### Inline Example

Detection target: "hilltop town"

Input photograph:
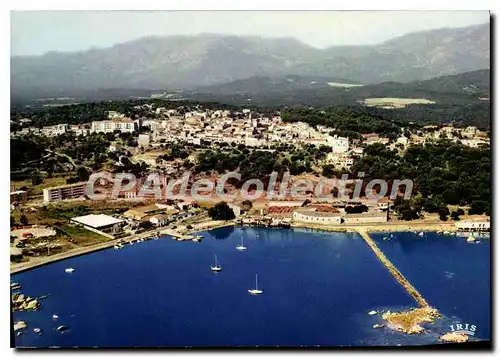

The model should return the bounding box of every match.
[10,101,490,268]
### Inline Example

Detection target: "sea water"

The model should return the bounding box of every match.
[371,231,490,341]
[11,227,489,347]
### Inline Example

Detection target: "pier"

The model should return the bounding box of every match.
[158,228,193,241]
[357,228,429,308]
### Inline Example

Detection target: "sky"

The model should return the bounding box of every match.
[11,10,490,56]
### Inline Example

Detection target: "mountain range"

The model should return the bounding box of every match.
[11,23,489,101]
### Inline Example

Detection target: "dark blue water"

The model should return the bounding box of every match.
[11,228,488,347]
[371,231,490,341]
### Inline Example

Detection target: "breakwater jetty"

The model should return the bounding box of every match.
[357,228,429,308]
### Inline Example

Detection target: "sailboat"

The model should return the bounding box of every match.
[236,236,247,251]
[248,274,263,295]
[210,255,222,272]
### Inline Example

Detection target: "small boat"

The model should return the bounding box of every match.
[418,232,424,237]
[10,282,19,288]
[65,268,75,273]
[236,236,247,251]
[56,325,68,332]
[210,255,222,272]
[467,235,475,243]
[52,314,59,320]
[33,328,42,334]
[130,241,134,246]
[368,310,377,315]
[248,274,263,295]
[382,236,388,240]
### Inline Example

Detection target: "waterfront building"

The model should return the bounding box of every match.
[293,207,342,224]
[343,211,388,224]
[149,214,171,227]
[456,219,490,232]
[71,214,124,235]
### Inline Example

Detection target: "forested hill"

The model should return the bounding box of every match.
[189,69,490,104]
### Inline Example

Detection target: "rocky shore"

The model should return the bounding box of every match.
[439,332,469,343]
[382,307,441,334]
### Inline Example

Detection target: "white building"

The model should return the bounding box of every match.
[456,220,490,232]
[70,124,90,136]
[149,214,170,227]
[461,126,478,138]
[43,182,86,202]
[107,111,125,119]
[293,208,342,224]
[91,119,135,134]
[71,214,124,235]
[396,136,409,147]
[41,124,69,137]
[138,134,151,147]
[326,153,354,169]
[326,135,349,153]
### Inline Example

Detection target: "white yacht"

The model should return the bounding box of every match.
[210,255,222,272]
[236,236,247,251]
[248,274,263,295]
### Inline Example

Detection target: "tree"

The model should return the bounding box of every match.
[438,207,450,221]
[469,200,488,215]
[241,200,253,212]
[20,214,29,226]
[10,216,15,227]
[31,172,43,186]
[345,205,369,214]
[450,211,460,221]
[208,202,236,220]
[77,167,90,181]
[456,208,465,216]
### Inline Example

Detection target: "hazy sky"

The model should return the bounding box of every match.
[11,10,489,56]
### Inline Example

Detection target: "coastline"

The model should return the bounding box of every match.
[10,219,481,275]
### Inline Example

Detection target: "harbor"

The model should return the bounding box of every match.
[11,227,490,347]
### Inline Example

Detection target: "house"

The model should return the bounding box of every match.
[107,111,125,119]
[377,197,390,211]
[326,154,354,169]
[10,190,28,204]
[70,124,90,136]
[123,204,165,221]
[149,214,171,227]
[175,211,195,221]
